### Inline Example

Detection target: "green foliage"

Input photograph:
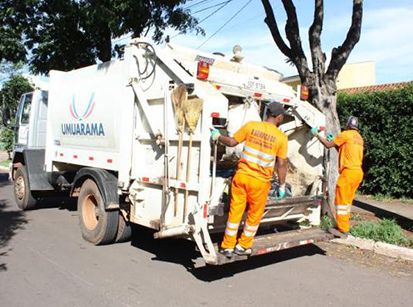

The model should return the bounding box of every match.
[0,1,203,73]
[0,75,34,126]
[0,159,11,168]
[337,85,413,198]
[350,219,412,247]
[320,215,333,230]
[0,127,14,155]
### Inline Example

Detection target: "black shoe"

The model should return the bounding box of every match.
[328,228,348,238]
[234,244,252,256]
[219,248,234,258]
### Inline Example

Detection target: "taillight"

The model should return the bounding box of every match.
[197,61,209,80]
[300,85,309,101]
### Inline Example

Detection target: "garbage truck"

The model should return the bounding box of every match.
[11,38,332,265]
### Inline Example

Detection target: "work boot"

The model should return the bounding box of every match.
[219,248,234,259]
[234,244,252,256]
[328,227,349,239]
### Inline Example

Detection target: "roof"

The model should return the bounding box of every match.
[338,81,413,94]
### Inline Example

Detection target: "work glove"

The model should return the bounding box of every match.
[276,184,286,200]
[310,127,320,136]
[326,133,335,142]
[210,128,221,142]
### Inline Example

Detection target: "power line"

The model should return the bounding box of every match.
[192,0,232,14]
[170,0,233,40]
[198,0,233,23]
[183,0,211,10]
[196,0,253,49]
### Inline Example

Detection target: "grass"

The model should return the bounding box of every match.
[320,215,333,231]
[0,159,11,168]
[400,197,413,205]
[350,219,413,248]
[350,213,364,221]
[372,194,394,202]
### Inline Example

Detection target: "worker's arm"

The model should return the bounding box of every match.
[316,134,336,149]
[211,122,251,147]
[276,157,287,185]
[217,135,239,147]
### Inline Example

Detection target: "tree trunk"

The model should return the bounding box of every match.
[312,88,341,217]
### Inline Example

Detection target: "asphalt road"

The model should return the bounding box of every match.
[1,170,412,307]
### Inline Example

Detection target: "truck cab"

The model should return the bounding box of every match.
[11,89,52,210]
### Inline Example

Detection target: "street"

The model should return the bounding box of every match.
[1,170,412,307]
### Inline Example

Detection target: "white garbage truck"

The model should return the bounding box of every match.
[11,38,332,265]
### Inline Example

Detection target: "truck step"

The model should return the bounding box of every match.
[214,227,333,265]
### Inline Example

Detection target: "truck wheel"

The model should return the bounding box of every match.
[14,166,37,210]
[115,213,132,243]
[78,179,118,245]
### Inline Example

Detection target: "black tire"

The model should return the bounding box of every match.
[14,166,37,210]
[115,213,132,243]
[78,179,118,245]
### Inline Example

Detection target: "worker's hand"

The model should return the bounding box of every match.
[276,184,286,200]
[210,128,221,142]
[326,133,335,142]
[310,127,319,136]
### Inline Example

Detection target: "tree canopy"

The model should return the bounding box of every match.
[0,75,34,126]
[0,0,203,74]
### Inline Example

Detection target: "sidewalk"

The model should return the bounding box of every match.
[354,195,413,230]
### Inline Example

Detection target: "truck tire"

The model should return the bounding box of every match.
[115,213,132,243]
[78,179,118,245]
[14,166,37,210]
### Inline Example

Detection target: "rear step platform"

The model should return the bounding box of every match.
[214,227,333,265]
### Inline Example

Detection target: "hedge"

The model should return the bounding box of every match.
[337,84,413,198]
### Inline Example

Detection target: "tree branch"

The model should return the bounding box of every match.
[261,0,291,58]
[281,0,310,78]
[308,0,326,79]
[326,0,363,80]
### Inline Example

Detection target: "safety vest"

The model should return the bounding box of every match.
[233,121,288,182]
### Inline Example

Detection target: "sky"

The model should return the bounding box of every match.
[164,0,413,84]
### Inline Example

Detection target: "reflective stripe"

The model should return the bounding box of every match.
[241,152,275,168]
[337,210,348,216]
[226,222,239,229]
[245,224,259,231]
[244,145,274,161]
[336,205,348,210]
[243,230,256,237]
[225,229,238,236]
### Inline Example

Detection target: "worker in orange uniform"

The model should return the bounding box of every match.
[312,116,364,236]
[211,101,288,257]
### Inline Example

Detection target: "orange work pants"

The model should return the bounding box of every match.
[335,168,363,233]
[221,172,271,250]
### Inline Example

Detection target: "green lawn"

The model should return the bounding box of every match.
[0,159,11,168]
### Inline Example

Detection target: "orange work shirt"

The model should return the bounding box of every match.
[233,121,288,182]
[333,129,364,172]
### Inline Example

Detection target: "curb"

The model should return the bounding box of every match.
[332,236,413,262]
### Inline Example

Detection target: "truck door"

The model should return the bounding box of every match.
[15,93,33,147]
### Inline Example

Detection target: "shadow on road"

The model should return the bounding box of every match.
[0,171,11,188]
[130,224,326,281]
[191,244,325,282]
[0,172,28,272]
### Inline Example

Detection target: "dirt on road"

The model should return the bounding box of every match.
[318,241,413,278]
